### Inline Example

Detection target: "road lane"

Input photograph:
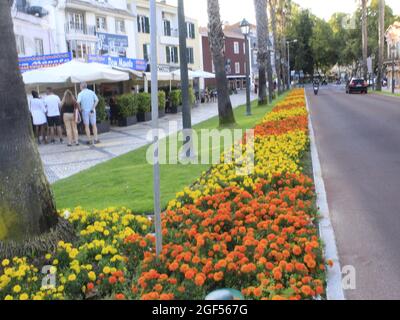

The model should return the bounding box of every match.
[307,85,400,300]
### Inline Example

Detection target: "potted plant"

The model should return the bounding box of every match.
[169,89,182,113]
[158,91,166,118]
[117,94,138,127]
[95,96,110,134]
[136,92,152,122]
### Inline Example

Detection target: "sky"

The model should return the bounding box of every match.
[167,0,400,26]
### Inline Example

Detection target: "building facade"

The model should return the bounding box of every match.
[385,21,400,90]
[200,27,248,91]
[12,0,56,58]
[135,0,201,72]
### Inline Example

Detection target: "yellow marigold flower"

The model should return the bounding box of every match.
[13,285,22,293]
[103,266,111,274]
[19,293,29,300]
[1,259,10,267]
[88,271,96,281]
[4,295,13,300]
[45,254,52,260]
[95,254,102,261]
[68,274,77,282]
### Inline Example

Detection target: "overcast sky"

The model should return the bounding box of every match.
[167,0,400,26]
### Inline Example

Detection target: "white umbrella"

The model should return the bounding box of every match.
[192,70,215,79]
[22,60,129,86]
[170,69,195,80]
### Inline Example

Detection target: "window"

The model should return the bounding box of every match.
[137,15,150,33]
[166,46,179,64]
[34,38,44,55]
[163,20,171,36]
[115,19,125,33]
[15,35,25,55]
[234,42,240,55]
[68,12,84,31]
[186,47,194,64]
[143,43,150,61]
[96,16,107,31]
[186,22,195,39]
[235,62,240,74]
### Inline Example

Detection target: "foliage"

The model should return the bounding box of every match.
[169,90,182,108]
[188,87,196,106]
[116,94,137,118]
[158,91,166,111]
[137,93,151,114]
[96,96,107,122]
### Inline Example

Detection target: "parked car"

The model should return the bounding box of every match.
[346,78,368,94]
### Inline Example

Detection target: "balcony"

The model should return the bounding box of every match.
[160,29,179,46]
[65,23,97,37]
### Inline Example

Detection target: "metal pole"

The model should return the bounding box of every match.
[287,42,291,90]
[392,46,396,94]
[178,0,192,158]
[245,34,251,116]
[150,0,162,257]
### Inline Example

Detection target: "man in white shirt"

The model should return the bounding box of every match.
[77,82,99,145]
[44,87,63,144]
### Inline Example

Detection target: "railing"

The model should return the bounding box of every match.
[65,23,97,36]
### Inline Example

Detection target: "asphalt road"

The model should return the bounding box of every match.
[307,85,400,300]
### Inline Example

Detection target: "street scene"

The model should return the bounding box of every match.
[1,0,400,304]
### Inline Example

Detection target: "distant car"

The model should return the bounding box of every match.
[346,78,368,94]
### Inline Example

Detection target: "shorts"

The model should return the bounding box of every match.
[82,110,97,126]
[47,115,61,127]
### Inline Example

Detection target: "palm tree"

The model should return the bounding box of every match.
[207,0,236,125]
[0,1,73,258]
[361,0,369,79]
[269,0,282,94]
[376,0,385,91]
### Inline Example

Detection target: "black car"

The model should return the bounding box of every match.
[346,78,368,94]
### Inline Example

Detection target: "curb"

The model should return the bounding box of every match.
[305,93,345,300]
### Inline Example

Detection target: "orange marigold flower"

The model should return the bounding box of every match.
[213,272,224,282]
[194,273,206,286]
[108,276,117,285]
[301,285,312,296]
[185,269,196,280]
[292,245,302,256]
[115,293,126,300]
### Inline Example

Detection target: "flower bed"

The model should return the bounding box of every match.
[0,89,327,300]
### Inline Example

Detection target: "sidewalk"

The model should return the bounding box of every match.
[40,91,256,183]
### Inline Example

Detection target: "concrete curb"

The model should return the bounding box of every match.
[305,93,345,300]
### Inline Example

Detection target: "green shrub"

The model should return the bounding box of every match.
[158,91,166,110]
[96,96,107,122]
[137,92,151,113]
[188,87,196,106]
[169,89,182,107]
[116,94,137,118]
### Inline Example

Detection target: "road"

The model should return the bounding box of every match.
[307,85,400,300]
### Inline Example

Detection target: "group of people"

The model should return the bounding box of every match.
[29,83,100,147]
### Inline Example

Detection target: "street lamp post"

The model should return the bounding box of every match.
[240,19,251,116]
[150,0,162,257]
[286,39,297,90]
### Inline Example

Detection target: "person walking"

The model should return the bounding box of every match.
[29,90,48,144]
[61,90,80,147]
[44,87,63,144]
[77,82,99,145]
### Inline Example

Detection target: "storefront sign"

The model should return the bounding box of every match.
[97,32,129,57]
[88,55,147,72]
[19,52,72,73]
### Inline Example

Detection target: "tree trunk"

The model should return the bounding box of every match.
[361,0,368,80]
[269,0,282,95]
[254,0,273,104]
[279,0,290,90]
[0,1,73,258]
[207,0,236,126]
[376,0,385,91]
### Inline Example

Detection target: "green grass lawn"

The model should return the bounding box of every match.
[53,94,288,213]
[372,90,400,97]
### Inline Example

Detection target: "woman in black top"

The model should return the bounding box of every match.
[61,90,80,147]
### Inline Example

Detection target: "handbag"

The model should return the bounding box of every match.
[74,107,82,124]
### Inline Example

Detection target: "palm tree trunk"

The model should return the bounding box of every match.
[376,0,385,91]
[0,1,73,258]
[269,0,282,94]
[254,0,274,104]
[207,0,236,125]
[361,0,368,80]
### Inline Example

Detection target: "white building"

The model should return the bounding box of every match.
[12,0,56,58]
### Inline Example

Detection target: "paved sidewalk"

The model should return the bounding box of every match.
[40,91,256,183]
